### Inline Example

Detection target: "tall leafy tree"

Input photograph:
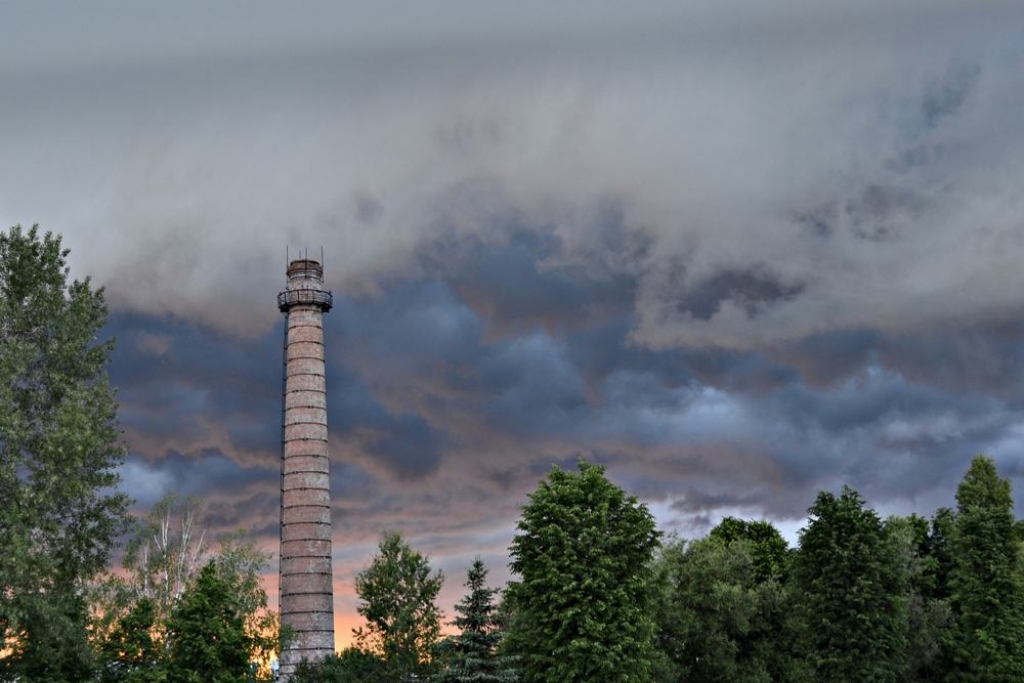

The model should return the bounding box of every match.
[92,493,209,652]
[792,486,907,683]
[507,460,660,683]
[353,531,445,681]
[95,598,161,683]
[0,225,131,680]
[923,507,956,602]
[93,497,278,682]
[433,559,519,683]
[651,535,799,683]
[164,562,256,683]
[124,493,208,621]
[709,517,791,583]
[885,514,952,682]
[944,455,1024,682]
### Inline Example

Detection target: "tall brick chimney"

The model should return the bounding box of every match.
[277,258,335,678]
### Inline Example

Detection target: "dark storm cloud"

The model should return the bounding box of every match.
[316,230,1024,526]
[416,198,645,337]
[363,413,445,480]
[106,311,282,464]
[119,449,271,508]
[767,329,880,388]
[877,327,1024,404]
[446,230,637,337]
[677,265,806,322]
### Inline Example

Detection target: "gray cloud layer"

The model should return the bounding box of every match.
[4,0,1024,633]
[4,2,1023,344]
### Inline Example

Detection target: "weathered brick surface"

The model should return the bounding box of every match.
[280,506,330,525]
[285,374,326,392]
[283,439,327,457]
[287,325,324,344]
[281,521,331,543]
[282,471,331,490]
[280,555,332,575]
[281,538,332,557]
[280,611,332,632]
[280,422,327,441]
[282,455,330,475]
[287,355,325,376]
[282,488,330,506]
[282,593,334,613]
[285,391,327,410]
[278,260,335,680]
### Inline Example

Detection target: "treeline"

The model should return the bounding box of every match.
[295,456,1024,683]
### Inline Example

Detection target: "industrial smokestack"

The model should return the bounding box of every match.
[277,258,335,678]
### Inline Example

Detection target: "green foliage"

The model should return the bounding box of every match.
[944,455,1024,682]
[793,486,908,683]
[507,460,660,683]
[923,507,956,602]
[291,648,386,683]
[164,562,254,683]
[91,497,277,682]
[96,598,165,683]
[354,531,444,681]
[2,591,96,683]
[433,559,519,683]
[651,535,798,683]
[884,514,952,682]
[709,516,791,582]
[0,224,131,681]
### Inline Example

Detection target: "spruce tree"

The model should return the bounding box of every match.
[433,559,519,682]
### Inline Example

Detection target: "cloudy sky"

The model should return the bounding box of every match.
[4,0,1024,644]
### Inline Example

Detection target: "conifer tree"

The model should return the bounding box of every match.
[433,559,518,682]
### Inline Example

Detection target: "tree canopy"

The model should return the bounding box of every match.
[0,224,131,681]
[353,531,445,681]
[944,455,1024,682]
[507,460,660,683]
[92,495,278,682]
[792,486,907,683]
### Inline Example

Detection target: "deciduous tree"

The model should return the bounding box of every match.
[792,486,907,683]
[651,534,800,683]
[709,516,790,582]
[507,460,660,683]
[164,562,255,683]
[92,497,278,681]
[0,225,131,680]
[353,531,444,681]
[944,455,1024,682]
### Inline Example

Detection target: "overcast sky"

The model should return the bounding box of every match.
[4,1,1024,644]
